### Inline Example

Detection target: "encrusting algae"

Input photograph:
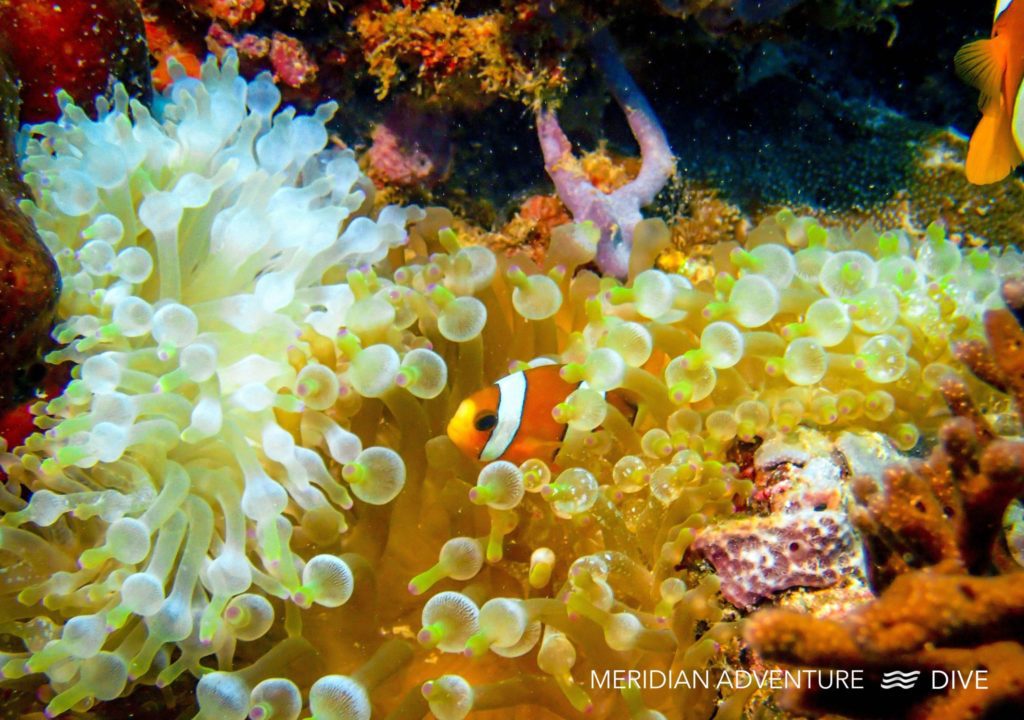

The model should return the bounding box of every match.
[351,1,564,106]
[0,52,1023,719]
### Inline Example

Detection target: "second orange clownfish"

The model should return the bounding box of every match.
[956,0,1024,184]
[446,364,635,465]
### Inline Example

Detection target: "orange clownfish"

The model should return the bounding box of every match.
[955,0,1024,184]
[446,364,635,465]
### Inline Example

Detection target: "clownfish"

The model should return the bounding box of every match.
[955,0,1024,184]
[446,364,635,465]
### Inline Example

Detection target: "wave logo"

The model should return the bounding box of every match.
[880,671,921,689]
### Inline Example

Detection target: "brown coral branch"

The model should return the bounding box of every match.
[940,375,997,442]
[745,278,1024,719]
[748,573,1024,718]
[850,460,964,584]
[983,309,1024,419]
[954,339,1009,396]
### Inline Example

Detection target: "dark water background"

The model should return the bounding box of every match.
[439,1,997,217]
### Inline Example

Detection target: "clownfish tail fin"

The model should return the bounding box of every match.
[966,106,1023,184]
[955,36,1022,184]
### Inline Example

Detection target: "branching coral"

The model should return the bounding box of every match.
[745,278,1024,719]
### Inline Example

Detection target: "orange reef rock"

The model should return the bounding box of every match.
[191,0,266,26]
[140,0,207,90]
[0,52,59,412]
[0,0,151,123]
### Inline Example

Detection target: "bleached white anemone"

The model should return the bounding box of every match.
[3,52,421,718]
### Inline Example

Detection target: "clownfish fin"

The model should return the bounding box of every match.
[966,105,1023,184]
[535,440,565,465]
[955,39,1004,107]
[606,389,639,424]
[533,440,564,455]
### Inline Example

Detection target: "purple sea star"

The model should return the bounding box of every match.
[537,29,676,278]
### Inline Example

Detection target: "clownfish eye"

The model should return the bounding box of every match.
[474,411,498,432]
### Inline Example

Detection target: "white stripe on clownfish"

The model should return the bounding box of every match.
[997,0,1014,22]
[480,371,528,461]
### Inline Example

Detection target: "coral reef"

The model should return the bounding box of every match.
[1,16,1021,712]
[207,22,322,93]
[351,1,564,105]
[192,0,267,27]
[0,182,59,410]
[267,30,318,88]
[745,277,1024,719]
[138,0,570,113]
[366,104,452,189]
[138,0,207,91]
[0,0,152,123]
[824,129,1024,251]
[124,0,961,240]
